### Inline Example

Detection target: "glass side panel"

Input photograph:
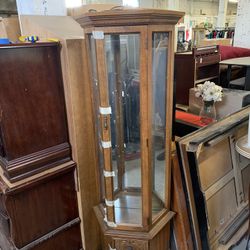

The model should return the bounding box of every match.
[151,32,169,217]
[104,33,142,225]
[88,35,105,202]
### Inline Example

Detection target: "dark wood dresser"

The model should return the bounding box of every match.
[175,46,220,105]
[0,43,82,249]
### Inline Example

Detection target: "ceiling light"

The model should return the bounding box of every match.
[65,0,82,8]
[123,0,139,7]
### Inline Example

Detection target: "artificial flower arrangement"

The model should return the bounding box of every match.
[194,81,223,124]
[195,81,223,102]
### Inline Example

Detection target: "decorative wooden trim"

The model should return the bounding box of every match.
[147,25,174,32]
[91,25,147,34]
[0,42,60,49]
[76,9,184,28]
[1,161,76,195]
[94,205,175,239]
[0,143,71,183]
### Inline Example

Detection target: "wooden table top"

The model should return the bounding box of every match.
[220,56,250,66]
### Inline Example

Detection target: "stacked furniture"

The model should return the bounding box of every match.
[177,106,250,249]
[19,15,102,250]
[0,43,82,249]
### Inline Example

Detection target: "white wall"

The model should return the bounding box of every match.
[234,0,250,48]
[183,0,237,28]
[227,2,237,15]
[16,0,67,16]
[86,0,122,4]
[187,1,219,16]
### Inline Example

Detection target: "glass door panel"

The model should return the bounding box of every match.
[104,33,142,225]
[151,32,169,217]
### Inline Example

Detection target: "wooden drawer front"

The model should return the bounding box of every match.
[198,138,233,191]
[115,239,148,250]
[5,169,79,248]
[0,221,82,250]
[207,180,237,240]
[196,54,220,67]
[26,223,82,250]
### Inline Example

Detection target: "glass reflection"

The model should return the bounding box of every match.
[105,34,142,225]
[151,32,169,217]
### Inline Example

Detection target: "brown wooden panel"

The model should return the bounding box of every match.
[171,154,194,250]
[206,179,238,240]
[196,54,220,67]
[63,38,101,250]
[198,138,233,191]
[149,223,169,250]
[234,124,248,141]
[0,43,69,161]
[0,222,82,250]
[175,53,195,105]
[32,224,82,250]
[196,63,219,81]
[3,165,79,248]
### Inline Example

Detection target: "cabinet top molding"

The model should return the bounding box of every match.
[76,8,185,28]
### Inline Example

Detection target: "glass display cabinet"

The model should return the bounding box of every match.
[77,9,184,250]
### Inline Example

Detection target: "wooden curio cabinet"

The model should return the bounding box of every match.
[77,9,184,250]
